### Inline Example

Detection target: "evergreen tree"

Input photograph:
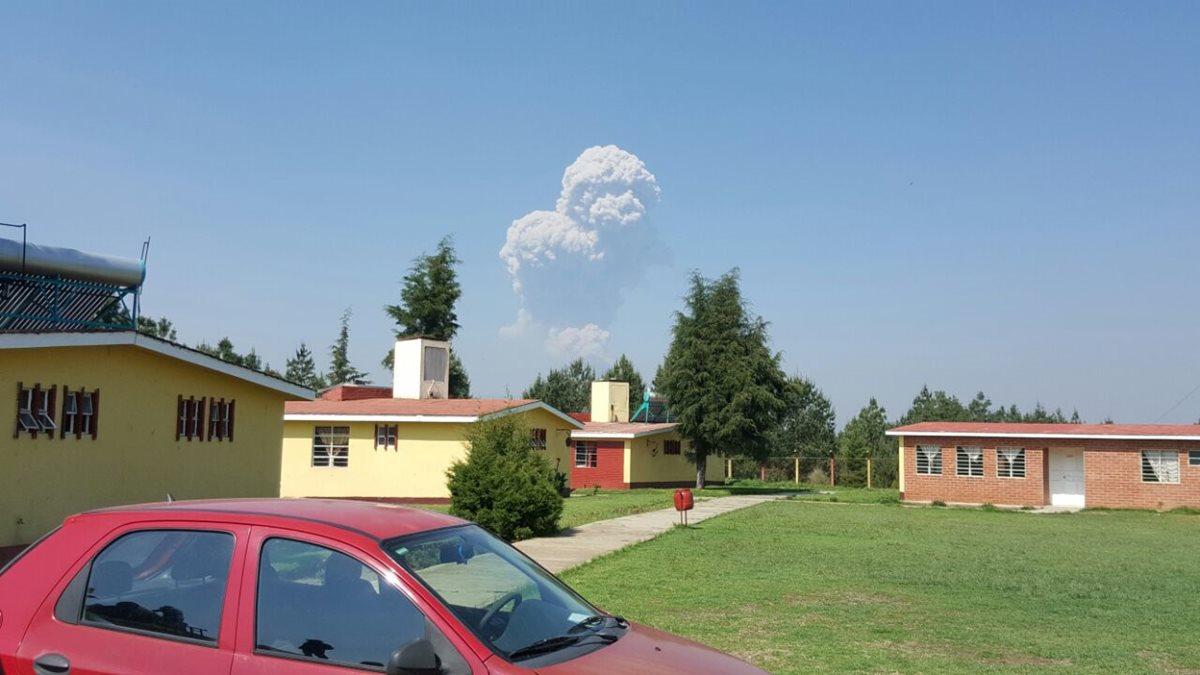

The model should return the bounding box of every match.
[900,385,968,424]
[769,375,836,458]
[837,398,895,487]
[194,337,280,374]
[136,315,177,341]
[285,342,326,390]
[383,236,470,397]
[602,354,646,415]
[966,391,992,421]
[657,269,789,488]
[328,308,369,385]
[1070,409,1083,424]
[524,358,595,413]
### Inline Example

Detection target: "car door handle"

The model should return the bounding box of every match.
[33,653,71,675]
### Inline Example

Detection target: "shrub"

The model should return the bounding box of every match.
[931,500,947,507]
[807,466,828,484]
[446,416,563,541]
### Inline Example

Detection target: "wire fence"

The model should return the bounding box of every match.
[725,455,899,489]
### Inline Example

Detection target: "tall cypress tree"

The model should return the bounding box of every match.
[328,308,369,385]
[285,342,327,391]
[658,269,788,488]
[524,358,595,413]
[384,236,470,398]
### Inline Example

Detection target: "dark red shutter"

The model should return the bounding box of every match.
[60,385,68,439]
[47,385,57,439]
[198,398,206,442]
[90,389,99,440]
[176,395,184,441]
[13,381,22,439]
[31,383,40,439]
[227,400,235,441]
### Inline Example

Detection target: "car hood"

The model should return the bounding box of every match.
[509,620,766,674]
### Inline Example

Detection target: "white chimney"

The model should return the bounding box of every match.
[392,337,450,400]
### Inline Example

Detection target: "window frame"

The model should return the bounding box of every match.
[663,439,682,456]
[996,447,1026,479]
[915,445,942,475]
[530,428,547,451]
[1141,450,1180,484]
[74,527,238,648]
[1188,450,1200,467]
[574,441,598,468]
[312,425,351,468]
[374,423,398,449]
[955,446,984,478]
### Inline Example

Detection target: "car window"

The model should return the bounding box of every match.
[82,529,234,644]
[255,538,432,668]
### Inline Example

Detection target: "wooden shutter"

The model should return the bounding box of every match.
[176,395,184,441]
[227,400,235,441]
[198,398,207,442]
[90,389,99,439]
[13,381,21,439]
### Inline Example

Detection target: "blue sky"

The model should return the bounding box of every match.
[2,2,1198,424]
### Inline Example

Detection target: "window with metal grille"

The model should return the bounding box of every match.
[956,446,983,477]
[313,426,351,467]
[375,424,397,449]
[574,441,597,468]
[664,439,682,455]
[916,445,942,475]
[176,396,207,441]
[59,388,99,439]
[1141,450,1179,484]
[530,428,547,450]
[996,447,1026,478]
[206,399,235,441]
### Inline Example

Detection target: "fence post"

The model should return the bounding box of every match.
[726,458,732,479]
[794,456,800,484]
[867,457,873,489]
[829,457,836,485]
[760,463,766,481]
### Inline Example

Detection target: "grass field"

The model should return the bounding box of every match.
[561,500,1200,673]
[411,485,793,530]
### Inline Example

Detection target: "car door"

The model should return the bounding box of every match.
[230,527,485,675]
[15,522,249,675]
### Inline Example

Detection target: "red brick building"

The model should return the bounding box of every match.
[887,422,1200,510]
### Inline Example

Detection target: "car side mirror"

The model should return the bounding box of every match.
[387,638,441,675]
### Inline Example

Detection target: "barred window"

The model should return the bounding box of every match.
[997,447,1026,478]
[176,395,207,441]
[664,439,682,455]
[1141,451,1179,484]
[956,446,983,477]
[916,445,942,475]
[313,426,351,468]
[530,428,547,450]
[574,441,597,468]
[207,399,235,441]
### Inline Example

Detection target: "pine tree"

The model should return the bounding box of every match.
[657,269,789,488]
[524,358,595,413]
[837,398,895,487]
[285,343,326,390]
[328,308,369,385]
[383,236,470,397]
[602,354,646,415]
[769,375,836,459]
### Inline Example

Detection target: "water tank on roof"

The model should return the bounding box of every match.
[0,237,145,287]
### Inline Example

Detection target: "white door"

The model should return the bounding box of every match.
[1049,449,1085,507]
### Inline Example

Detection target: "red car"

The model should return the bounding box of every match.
[0,499,765,674]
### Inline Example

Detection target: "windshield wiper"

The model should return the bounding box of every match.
[508,633,618,661]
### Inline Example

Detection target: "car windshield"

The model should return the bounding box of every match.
[385,525,611,662]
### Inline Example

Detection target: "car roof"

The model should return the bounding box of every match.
[73,498,467,541]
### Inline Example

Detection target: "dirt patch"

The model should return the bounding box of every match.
[1137,650,1200,675]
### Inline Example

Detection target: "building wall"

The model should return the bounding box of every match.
[1082,439,1200,509]
[280,408,575,500]
[901,435,1200,509]
[0,345,289,548]
[626,434,724,487]
[571,441,626,489]
[901,436,1047,507]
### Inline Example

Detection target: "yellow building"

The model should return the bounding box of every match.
[569,382,725,489]
[280,337,584,501]
[0,331,312,549]
[281,344,723,501]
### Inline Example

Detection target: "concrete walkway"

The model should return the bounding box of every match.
[514,494,787,574]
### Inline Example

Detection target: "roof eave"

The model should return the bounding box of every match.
[885,429,1200,442]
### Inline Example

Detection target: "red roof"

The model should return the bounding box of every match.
[572,421,679,439]
[319,384,394,401]
[285,398,539,418]
[568,412,591,423]
[888,422,1200,439]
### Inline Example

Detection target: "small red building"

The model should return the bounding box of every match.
[887,422,1200,510]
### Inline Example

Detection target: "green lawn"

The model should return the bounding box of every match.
[561,501,1200,674]
[410,486,789,531]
